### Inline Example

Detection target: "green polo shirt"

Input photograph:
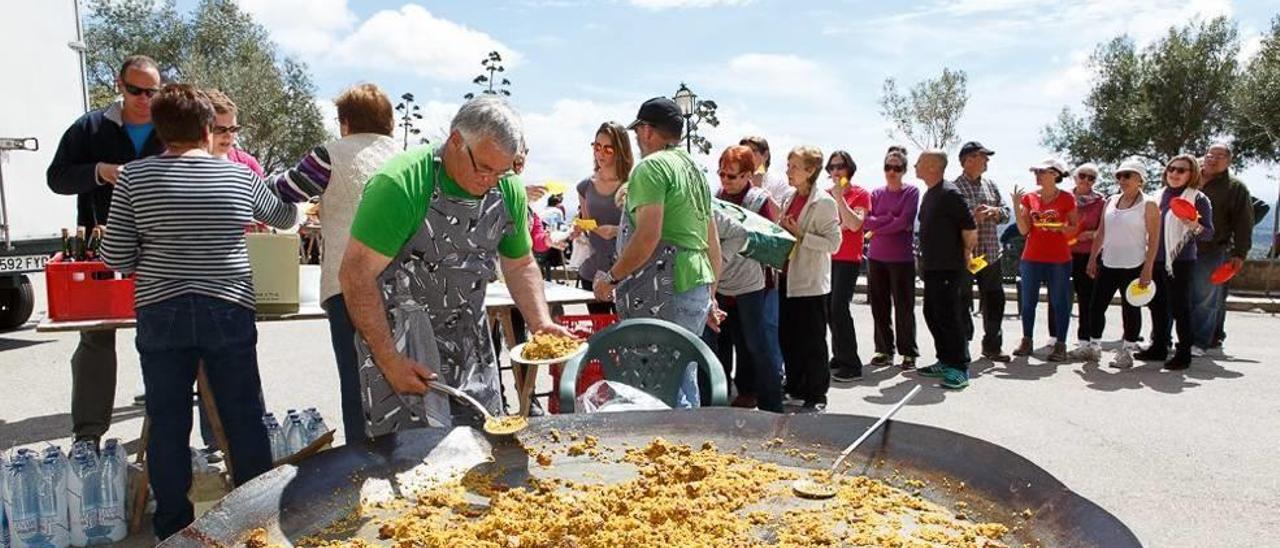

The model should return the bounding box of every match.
[350,145,530,259]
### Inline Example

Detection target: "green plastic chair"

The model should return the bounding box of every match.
[557,318,729,413]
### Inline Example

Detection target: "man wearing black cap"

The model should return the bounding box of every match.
[954,141,1012,362]
[594,98,722,366]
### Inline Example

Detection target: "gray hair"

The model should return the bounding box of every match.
[450,96,524,155]
[920,149,948,170]
[1207,142,1232,157]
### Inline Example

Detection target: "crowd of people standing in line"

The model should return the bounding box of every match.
[42,53,1263,541]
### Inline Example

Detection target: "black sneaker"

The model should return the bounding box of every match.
[1163,349,1191,370]
[869,353,893,367]
[798,401,827,413]
[899,356,917,370]
[982,350,1012,363]
[832,365,863,383]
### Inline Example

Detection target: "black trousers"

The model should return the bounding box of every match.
[1149,261,1194,352]
[826,260,863,371]
[962,263,1005,353]
[868,259,918,357]
[713,293,755,397]
[1087,264,1144,342]
[1048,254,1142,343]
[780,288,829,405]
[922,269,971,368]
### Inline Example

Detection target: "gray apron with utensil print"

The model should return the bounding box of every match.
[356,150,512,436]
[613,211,680,319]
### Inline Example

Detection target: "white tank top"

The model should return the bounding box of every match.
[1100,193,1150,269]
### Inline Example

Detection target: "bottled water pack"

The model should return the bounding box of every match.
[66,440,127,546]
[269,408,328,460]
[4,446,71,548]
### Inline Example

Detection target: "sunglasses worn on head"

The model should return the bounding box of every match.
[1166,165,1191,174]
[884,164,906,173]
[1076,173,1097,181]
[123,83,159,97]
[591,142,615,154]
[213,125,241,135]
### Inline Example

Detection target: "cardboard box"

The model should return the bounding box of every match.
[246,232,300,315]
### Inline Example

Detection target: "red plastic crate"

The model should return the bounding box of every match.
[548,314,617,414]
[45,253,136,321]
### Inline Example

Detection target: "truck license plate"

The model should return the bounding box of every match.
[0,254,50,273]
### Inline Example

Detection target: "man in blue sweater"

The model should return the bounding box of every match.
[46,55,164,447]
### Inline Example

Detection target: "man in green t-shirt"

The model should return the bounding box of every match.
[340,97,571,435]
[593,97,722,342]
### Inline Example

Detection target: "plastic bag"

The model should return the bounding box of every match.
[575,381,671,413]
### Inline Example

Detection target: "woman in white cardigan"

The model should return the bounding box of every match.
[777,145,842,411]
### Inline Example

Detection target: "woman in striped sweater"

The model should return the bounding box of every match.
[101,84,296,541]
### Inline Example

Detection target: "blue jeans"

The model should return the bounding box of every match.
[1189,250,1225,348]
[323,294,366,444]
[702,288,784,413]
[135,295,272,540]
[1019,261,1072,340]
[664,284,711,408]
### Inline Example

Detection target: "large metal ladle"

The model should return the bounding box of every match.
[428,382,528,436]
[792,385,923,499]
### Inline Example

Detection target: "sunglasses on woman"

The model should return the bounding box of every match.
[883,164,906,173]
[1076,173,1097,181]
[213,125,241,135]
[718,170,746,180]
[825,163,848,173]
[1165,165,1191,174]
[590,142,616,154]
[1116,172,1138,180]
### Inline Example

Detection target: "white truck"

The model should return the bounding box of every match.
[0,0,85,329]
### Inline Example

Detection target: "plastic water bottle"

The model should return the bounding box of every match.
[1,452,9,548]
[262,414,286,462]
[67,442,101,548]
[5,454,42,548]
[97,440,126,544]
[37,450,70,548]
[283,411,306,455]
[303,408,328,444]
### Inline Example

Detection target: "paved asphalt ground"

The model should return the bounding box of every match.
[1,274,1277,547]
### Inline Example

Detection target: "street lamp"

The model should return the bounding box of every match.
[673,83,696,153]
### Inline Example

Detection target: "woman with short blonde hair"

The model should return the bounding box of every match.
[777,145,842,411]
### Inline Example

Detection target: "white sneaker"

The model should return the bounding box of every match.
[1190,346,1206,357]
[1109,348,1134,369]
[1066,343,1094,361]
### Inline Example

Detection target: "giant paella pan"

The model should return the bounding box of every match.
[162,409,1139,547]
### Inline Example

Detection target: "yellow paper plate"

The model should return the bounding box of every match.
[1035,222,1065,229]
[968,255,988,274]
[574,218,598,231]
[542,180,567,195]
[1125,279,1156,307]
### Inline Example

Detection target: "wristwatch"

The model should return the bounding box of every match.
[595,270,619,285]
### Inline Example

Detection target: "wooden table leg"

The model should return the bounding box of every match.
[495,308,538,416]
[196,362,234,481]
[128,414,151,534]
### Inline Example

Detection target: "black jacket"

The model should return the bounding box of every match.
[46,101,164,228]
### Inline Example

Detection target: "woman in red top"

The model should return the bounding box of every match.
[1011,158,1078,361]
[825,150,869,382]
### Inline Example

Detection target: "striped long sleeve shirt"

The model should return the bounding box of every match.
[101,154,297,310]
[272,146,333,203]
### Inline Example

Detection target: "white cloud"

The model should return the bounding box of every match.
[712,54,844,103]
[628,0,751,9]
[245,2,520,82]
[315,98,339,139]
[238,0,355,55]
[1239,31,1264,64]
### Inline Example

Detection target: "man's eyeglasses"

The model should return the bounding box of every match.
[465,142,511,179]
[591,142,616,154]
[718,170,746,180]
[213,125,241,135]
[883,164,906,173]
[825,163,848,173]
[1076,173,1097,181]
[123,83,159,98]
[1204,154,1229,161]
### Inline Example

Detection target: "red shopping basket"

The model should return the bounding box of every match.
[45,253,136,321]
[547,314,617,413]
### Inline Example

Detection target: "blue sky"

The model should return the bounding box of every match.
[216,0,1277,211]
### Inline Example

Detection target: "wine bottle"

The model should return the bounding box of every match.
[74,226,87,261]
[86,227,102,260]
[61,228,72,261]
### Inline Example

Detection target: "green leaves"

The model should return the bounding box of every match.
[85,0,328,174]
[878,68,969,151]
[1230,15,1280,164]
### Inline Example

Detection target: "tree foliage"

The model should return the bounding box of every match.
[1231,15,1280,165]
[1043,16,1240,189]
[84,0,328,172]
[878,68,969,151]
[464,51,512,100]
